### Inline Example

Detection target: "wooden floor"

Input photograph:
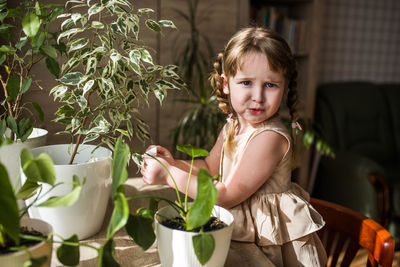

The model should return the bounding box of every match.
[335,248,400,266]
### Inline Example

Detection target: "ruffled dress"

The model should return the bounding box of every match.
[219,116,327,266]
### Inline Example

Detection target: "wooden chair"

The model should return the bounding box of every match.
[310,198,395,267]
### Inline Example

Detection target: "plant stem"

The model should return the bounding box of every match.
[184,156,194,212]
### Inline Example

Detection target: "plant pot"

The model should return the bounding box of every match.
[0,217,53,267]
[22,144,112,240]
[155,205,234,267]
[0,128,48,192]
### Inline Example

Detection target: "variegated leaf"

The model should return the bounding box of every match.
[139,48,153,65]
[158,20,176,29]
[82,79,94,96]
[145,19,161,32]
[50,85,68,100]
[58,72,84,85]
[138,8,154,14]
[86,57,97,75]
[91,21,104,29]
[88,4,104,19]
[57,27,85,44]
[68,38,89,52]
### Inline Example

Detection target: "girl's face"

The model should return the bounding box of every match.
[222,52,286,132]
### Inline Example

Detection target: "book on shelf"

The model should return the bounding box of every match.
[255,6,307,54]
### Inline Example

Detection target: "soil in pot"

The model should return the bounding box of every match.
[0,227,46,255]
[161,216,227,232]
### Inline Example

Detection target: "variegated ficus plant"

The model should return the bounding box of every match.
[51,0,184,164]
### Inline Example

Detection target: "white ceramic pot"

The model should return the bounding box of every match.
[0,218,53,267]
[0,128,48,191]
[155,205,234,267]
[22,144,112,240]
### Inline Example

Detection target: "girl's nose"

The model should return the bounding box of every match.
[252,86,264,102]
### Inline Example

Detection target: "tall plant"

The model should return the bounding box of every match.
[0,0,64,142]
[51,0,184,164]
[170,0,226,152]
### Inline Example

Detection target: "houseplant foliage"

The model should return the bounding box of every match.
[0,0,64,142]
[0,145,85,266]
[51,0,184,164]
[105,137,224,265]
[170,0,226,152]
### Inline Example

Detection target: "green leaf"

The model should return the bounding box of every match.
[111,137,129,196]
[16,180,39,200]
[7,75,19,100]
[186,168,218,230]
[145,19,161,32]
[0,53,6,65]
[193,233,215,265]
[0,119,6,136]
[106,192,129,239]
[21,78,32,94]
[0,45,16,54]
[21,149,56,186]
[176,145,209,158]
[6,116,18,136]
[0,163,20,245]
[125,214,155,250]
[38,176,84,207]
[22,13,40,38]
[68,37,89,52]
[45,56,60,78]
[18,117,33,142]
[58,72,83,85]
[20,93,35,116]
[98,239,120,267]
[40,45,57,58]
[57,235,80,266]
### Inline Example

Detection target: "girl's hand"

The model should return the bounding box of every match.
[140,145,174,185]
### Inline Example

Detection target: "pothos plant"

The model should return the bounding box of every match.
[104,137,220,265]
[51,0,184,164]
[0,0,64,142]
[0,144,85,266]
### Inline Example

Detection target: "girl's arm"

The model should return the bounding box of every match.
[141,127,225,198]
[215,130,288,209]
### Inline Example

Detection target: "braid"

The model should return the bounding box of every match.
[287,68,299,123]
[210,52,231,114]
[210,52,237,157]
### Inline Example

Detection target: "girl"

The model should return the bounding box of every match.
[141,27,327,266]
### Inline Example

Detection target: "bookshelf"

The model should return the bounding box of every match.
[249,0,323,189]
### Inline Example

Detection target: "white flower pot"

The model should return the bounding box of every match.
[22,144,112,240]
[0,128,48,191]
[155,205,234,267]
[0,218,53,267]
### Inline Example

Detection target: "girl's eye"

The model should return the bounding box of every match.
[265,83,276,88]
[241,81,251,86]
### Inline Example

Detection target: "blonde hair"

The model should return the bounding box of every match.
[210,27,299,157]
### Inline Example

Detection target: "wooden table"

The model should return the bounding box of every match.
[51,178,275,266]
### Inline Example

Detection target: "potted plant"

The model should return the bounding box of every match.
[25,0,183,240]
[0,145,84,267]
[0,0,64,196]
[104,137,234,266]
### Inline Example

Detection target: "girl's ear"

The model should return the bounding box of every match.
[221,74,229,95]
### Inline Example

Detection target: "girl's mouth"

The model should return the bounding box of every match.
[249,108,264,115]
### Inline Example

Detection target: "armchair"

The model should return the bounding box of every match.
[312,81,400,247]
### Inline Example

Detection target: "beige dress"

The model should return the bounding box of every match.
[220,117,327,267]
